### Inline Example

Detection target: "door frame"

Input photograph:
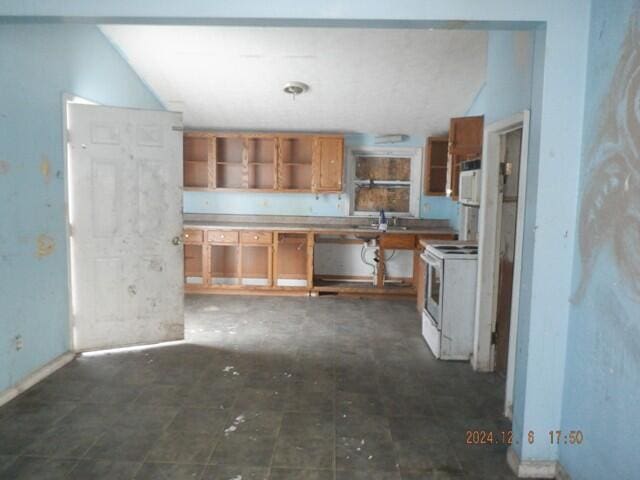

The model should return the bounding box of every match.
[62,93,98,353]
[471,111,530,418]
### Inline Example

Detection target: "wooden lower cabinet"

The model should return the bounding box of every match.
[184,227,454,296]
[274,233,313,288]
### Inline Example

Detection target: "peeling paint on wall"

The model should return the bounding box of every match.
[36,234,56,258]
[40,155,51,183]
[575,12,640,302]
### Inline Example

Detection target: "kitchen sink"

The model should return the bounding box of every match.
[354,225,408,231]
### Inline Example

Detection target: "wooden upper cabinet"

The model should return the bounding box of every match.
[424,136,449,196]
[313,136,344,192]
[277,136,314,191]
[446,116,484,199]
[183,134,214,190]
[184,131,343,193]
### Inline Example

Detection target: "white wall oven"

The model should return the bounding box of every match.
[421,243,478,360]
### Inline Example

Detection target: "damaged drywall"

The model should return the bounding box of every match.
[575,10,640,302]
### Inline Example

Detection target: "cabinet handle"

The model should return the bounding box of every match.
[185,233,190,238]
[254,235,259,240]
[220,234,225,239]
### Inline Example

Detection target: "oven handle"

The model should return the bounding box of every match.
[421,252,441,266]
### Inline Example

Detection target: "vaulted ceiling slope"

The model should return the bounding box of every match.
[100,25,487,136]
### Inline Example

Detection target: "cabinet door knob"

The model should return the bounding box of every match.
[254,235,259,240]
[185,233,190,238]
[220,234,225,239]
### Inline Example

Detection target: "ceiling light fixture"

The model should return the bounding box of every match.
[283,81,309,100]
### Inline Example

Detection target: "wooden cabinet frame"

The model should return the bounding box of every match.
[184,131,344,193]
[424,136,449,196]
[184,227,455,296]
[446,116,484,199]
[273,232,314,289]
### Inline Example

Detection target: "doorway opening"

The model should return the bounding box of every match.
[473,111,530,419]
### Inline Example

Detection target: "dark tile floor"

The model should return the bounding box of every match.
[0,296,521,479]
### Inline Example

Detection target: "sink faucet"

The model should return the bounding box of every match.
[378,209,388,232]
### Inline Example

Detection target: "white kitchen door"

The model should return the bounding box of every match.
[67,104,184,351]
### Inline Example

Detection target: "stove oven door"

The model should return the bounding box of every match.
[425,251,443,330]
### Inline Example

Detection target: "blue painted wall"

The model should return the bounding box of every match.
[464,28,559,463]
[466,30,535,123]
[184,133,460,226]
[0,24,162,394]
[561,1,640,477]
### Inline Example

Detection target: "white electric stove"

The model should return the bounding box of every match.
[420,243,478,360]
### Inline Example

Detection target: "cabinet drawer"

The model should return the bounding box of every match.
[380,234,416,250]
[207,230,239,244]
[240,231,272,244]
[183,229,203,244]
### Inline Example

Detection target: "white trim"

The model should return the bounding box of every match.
[506,447,560,479]
[81,340,185,356]
[344,146,422,218]
[472,111,529,374]
[505,110,530,417]
[62,93,98,352]
[0,352,75,407]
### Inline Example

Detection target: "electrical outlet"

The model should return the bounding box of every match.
[14,335,23,351]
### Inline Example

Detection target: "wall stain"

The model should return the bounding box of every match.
[575,12,640,302]
[0,160,9,175]
[40,155,51,183]
[36,234,56,258]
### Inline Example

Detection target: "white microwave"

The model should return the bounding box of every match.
[459,160,481,206]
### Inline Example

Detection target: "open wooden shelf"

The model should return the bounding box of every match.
[280,163,312,190]
[249,163,275,190]
[275,233,310,287]
[216,137,244,163]
[216,163,243,189]
[240,245,271,286]
[184,137,210,188]
[247,137,276,164]
[183,132,344,193]
[184,244,204,284]
[209,244,240,286]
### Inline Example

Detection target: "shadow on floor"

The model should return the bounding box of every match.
[0,295,521,479]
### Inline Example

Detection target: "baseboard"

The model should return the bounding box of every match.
[507,447,560,478]
[0,352,75,407]
[555,462,572,480]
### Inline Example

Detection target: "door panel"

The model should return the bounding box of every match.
[91,161,120,237]
[447,116,484,198]
[315,137,344,191]
[494,128,523,375]
[68,104,183,351]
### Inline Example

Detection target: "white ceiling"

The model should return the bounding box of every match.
[100,25,487,136]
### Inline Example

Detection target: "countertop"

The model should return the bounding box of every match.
[184,214,457,237]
